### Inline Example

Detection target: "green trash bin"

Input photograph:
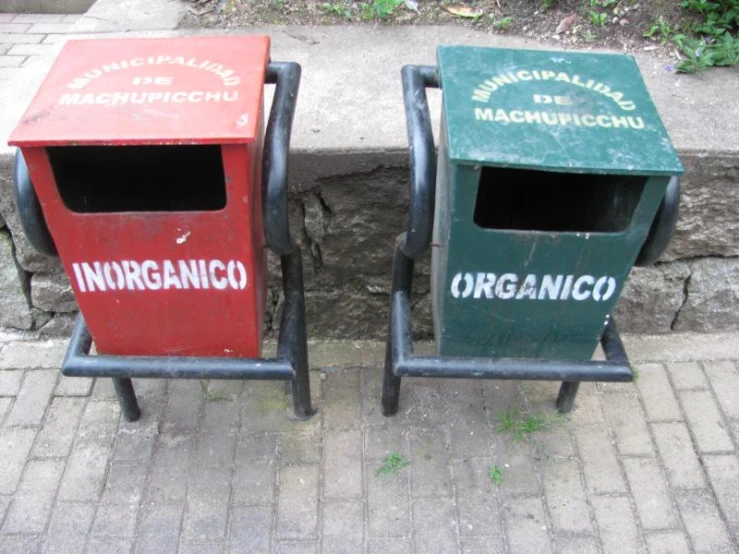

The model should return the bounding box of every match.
[381,45,683,416]
[432,46,683,360]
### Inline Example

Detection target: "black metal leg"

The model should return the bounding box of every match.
[556,381,580,413]
[112,377,141,422]
[382,244,416,416]
[278,249,314,420]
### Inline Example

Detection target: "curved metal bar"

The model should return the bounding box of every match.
[399,64,439,259]
[635,176,680,266]
[13,149,57,256]
[263,61,301,256]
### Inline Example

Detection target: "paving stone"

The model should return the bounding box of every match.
[27,23,78,34]
[0,15,15,22]
[566,382,606,426]
[274,542,317,554]
[644,532,691,554]
[0,495,9,522]
[452,458,503,541]
[675,490,734,553]
[442,380,493,459]
[0,369,23,395]
[703,455,739,540]
[134,534,180,554]
[0,67,21,79]
[137,502,182,537]
[679,390,734,452]
[0,341,66,368]
[42,503,96,554]
[365,425,409,460]
[592,496,643,554]
[702,361,739,419]
[635,364,682,422]
[4,369,57,426]
[32,397,85,458]
[367,459,410,538]
[573,425,627,494]
[602,392,654,456]
[12,14,66,23]
[4,461,65,533]
[196,401,239,468]
[91,500,139,538]
[622,457,679,530]
[0,23,30,33]
[666,361,708,391]
[367,539,412,554]
[227,505,272,553]
[502,496,552,554]
[54,375,93,397]
[541,458,593,534]
[652,422,707,490]
[182,468,231,543]
[528,420,574,459]
[6,44,52,56]
[0,55,26,68]
[553,536,600,554]
[275,465,319,540]
[322,501,363,554]
[241,381,294,434]
[322,368,361,429]
[323,428,363,500]
[76,399,120,446]
[276,426,322,465]
[113,417,160,463]
[492,436,541,497]
[413,498,459,554]
[85,537,133,554]
[57,443,112,502]
[232,456,275,505]
[42,34,68,44]
[237,433,277,461]
[0,534,42,554]
[163,380,203,432]
[461,536,506,554]
[409,427,452,498]
[0,397,10,422]
[144,434,195,504]
[0,427,36,494]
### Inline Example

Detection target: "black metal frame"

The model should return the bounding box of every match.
[382,65,679,416]
[15,61,314,422]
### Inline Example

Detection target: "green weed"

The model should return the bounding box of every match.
[490,16,514,29]
[670,0,738,72]
[489,464,504,486]
[375,453,411,476]
[360,0,404,20]
[322,1,353,19]
[494,408,565,442]
[644,17,676,43]
[541,0,555,11]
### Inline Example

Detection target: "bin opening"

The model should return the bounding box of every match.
[474,167,646,233]
[48,144,227,213]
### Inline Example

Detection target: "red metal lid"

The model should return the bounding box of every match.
[9,36,270,147]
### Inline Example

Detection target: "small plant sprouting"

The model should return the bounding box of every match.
[494,408,565,442]
[375,453,411,476]
[199,380,231,402]
[322,1,353,20]
[489,464,504,486]
[490,16,514,30]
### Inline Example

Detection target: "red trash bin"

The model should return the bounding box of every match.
[10,36,272,358]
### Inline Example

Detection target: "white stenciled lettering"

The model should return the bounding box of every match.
[451,273,474,299]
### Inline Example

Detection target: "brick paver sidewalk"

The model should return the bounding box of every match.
[1,337,738,554]
[0,13,80,82]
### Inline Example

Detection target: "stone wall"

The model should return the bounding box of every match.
[0,150,737,339]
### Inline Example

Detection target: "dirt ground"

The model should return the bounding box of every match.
[181,0,695,54]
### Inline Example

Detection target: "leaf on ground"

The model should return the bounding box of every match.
[555,13,577,34]
[444,5,483,18]
[405,0,420,13]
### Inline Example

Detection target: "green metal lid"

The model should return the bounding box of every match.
[437,46,683,175]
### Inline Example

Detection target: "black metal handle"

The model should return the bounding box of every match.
[635,176,680,266]
[263,61,301,256]
[13,149,57,257]
[400,65,439,259]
